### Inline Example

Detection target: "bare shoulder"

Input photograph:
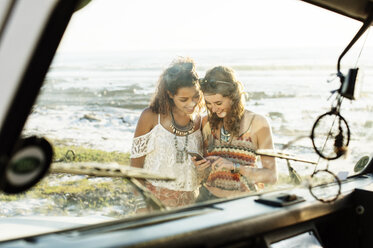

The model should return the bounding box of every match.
[252,112,270,127]
[134,108,158,136]
[244,110,271,131]
[139,107,157,120]
[244,110,273,148]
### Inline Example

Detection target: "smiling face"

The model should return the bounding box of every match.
[169,86,201,115]
[204,93,232,118]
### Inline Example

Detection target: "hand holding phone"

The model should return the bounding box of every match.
[187,151,204,161]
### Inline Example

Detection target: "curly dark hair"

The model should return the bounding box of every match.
[200,66,245,137]
[149,57,201,114]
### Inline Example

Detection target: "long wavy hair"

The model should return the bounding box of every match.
[200,66,245,137]
[149,57,201,114]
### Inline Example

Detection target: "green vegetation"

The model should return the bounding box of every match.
[0,144,326,218]
[0,175,143,217]
[0,145,143,218]
[53,145,130,165]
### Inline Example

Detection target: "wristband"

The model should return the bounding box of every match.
[233,162,240,174]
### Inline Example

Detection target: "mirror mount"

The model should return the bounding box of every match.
[337,3,373,73]
[335,5,373,100]
[337,5,373,74]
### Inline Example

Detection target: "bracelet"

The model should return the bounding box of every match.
[233,162,240,174]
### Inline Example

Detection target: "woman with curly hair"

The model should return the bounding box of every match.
[130,57,203,208]
[193,66,277,201]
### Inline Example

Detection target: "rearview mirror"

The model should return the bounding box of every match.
[0,136,52,194]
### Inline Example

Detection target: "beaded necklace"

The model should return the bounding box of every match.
[170,110,194,163]
[170,110,194,136]
[220,124,231,143]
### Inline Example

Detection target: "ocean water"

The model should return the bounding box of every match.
[23,47,373,176]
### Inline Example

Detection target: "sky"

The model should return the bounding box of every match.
[58,0,371,52]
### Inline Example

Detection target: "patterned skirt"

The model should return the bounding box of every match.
[145,182,197,208]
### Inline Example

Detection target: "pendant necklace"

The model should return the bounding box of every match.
[220,124,231,143]
[170,110,194,163]
[174,133,189,163]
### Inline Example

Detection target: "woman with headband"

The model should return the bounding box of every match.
[193,66,277,201]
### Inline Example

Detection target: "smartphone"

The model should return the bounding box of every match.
[187,151,204,161]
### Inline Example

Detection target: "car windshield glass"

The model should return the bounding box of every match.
[1,0,373,241]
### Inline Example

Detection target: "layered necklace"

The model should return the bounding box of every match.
[220,124,231,143]
[170,110,195,163]
[170,111,194,136]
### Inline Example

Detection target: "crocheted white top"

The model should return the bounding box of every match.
[130,115,202,191]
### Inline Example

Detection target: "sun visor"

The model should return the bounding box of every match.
[301,0,373,23]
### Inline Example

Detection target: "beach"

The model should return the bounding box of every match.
[3,47,372,217]
[23,47,373,174]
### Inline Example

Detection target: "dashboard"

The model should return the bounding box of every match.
[1,173,373,247]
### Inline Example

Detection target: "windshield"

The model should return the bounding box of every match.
[1,0,373,241]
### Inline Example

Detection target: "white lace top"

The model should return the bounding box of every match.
[130,115,202,191]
